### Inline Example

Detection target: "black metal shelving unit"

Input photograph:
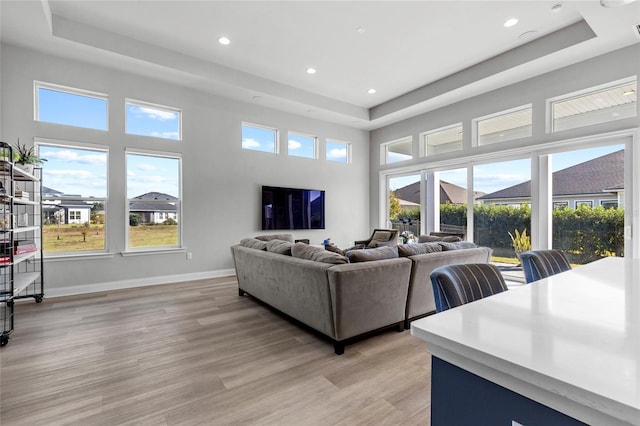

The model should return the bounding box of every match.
[0,141,44,347]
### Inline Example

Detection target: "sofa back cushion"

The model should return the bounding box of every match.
[345,245,399,263]
[417,235,462,243]
[266,239,294,255]
[255,234,294,242]
[240,238,268,250]
[397,242,442,257]
[291,243,349,264]
[439,241,478,251]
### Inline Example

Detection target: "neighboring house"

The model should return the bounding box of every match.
[478,150,624,209]
[394,180,485,206]
[42,186,92,224]
[130,192,178,224]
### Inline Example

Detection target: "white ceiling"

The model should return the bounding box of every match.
[1,0,639,130]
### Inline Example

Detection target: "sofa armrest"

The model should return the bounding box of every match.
[327,257,412,340]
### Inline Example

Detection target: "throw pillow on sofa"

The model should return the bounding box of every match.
[439,241,478,251]
[345,245,399,263]
[266,239,294,255]
[397,242,442,257]
[240,238,268,250]
[291,243,349,264]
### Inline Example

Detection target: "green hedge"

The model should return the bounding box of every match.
[438,203,623,264]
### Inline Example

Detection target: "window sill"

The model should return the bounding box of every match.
[44,252,115,262]
[120,248,186,257]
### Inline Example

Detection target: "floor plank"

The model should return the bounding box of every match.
[0,277,431,425]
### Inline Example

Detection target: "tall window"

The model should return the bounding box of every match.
[473,158,531,259]
[326,139,350,163]
[126,151,181,250]
[388,174,421,238]
[437,168,468,236]
[35,82,108,131]
[242,123,278,154]
[125,99,181,140]
[550,77,637,132]
[422,124,463,156]
[382,137,412,164]
[287,132,317,159]
[37,142,108,254]
[551,144,624,264]
[475,105,532,146]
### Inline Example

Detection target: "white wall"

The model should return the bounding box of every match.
[0,43,370,295]
[370,44,640,229]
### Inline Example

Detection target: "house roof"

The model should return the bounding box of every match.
[394,180,483,205]
[478,149,624,200]
[133,192,178,201]
[129,202,177,213]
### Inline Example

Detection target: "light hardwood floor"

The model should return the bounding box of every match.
[0,277,431,425]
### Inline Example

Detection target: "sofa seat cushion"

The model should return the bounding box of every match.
[240,237,268,250]
[266,239,294,255]
[291,242,349,264]
[439,241,478,251]
[346,245,399,263]
[397,242,442,257]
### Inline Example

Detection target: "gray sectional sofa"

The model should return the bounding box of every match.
[231,235,492,354]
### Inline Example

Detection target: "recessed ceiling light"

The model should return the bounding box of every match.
[504,18,519,27]
[306,67,317,75]
[218,36,230,45]
[622,89,636,96]
[252,95,262,101]
[367,88,376,94]
[356,26,366,34]
[551,3,563,13]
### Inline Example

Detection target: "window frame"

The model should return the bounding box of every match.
[473,104,533,147]
[241,122,279,154]
[36,139,110,257]
[420,123,463,157]
[287,131,318,159]
[125,98,182,141]
[547,76,637,133]
[34,81,109,131]
[125,149,183,253]
[381,136,413,165]
[326,139,351,164]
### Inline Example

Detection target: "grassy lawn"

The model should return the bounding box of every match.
[44,224,178,252]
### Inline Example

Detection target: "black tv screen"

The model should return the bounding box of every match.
[261,186,325,230]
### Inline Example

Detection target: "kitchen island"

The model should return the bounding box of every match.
[411,256,640,426]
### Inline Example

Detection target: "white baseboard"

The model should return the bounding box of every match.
[44,268,237,298]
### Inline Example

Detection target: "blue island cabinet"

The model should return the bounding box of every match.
[431,357,586,426]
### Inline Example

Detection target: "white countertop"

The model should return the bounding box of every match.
[411,256,640,426]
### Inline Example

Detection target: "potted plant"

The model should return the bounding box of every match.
[509,228,531,262]
[13,141,46,174]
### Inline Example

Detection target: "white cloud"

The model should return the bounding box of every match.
[242,138,261,148]
[150,131,179,139]
[132,106,177,121]
[136,163,159,172]
[327,148,347,159]
[44,169,94,179]
[42,150,106,165]
[288,140,302,150]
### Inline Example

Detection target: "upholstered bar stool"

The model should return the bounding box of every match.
[520,250,571,284]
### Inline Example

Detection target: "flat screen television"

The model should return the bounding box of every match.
[261,185,325,230]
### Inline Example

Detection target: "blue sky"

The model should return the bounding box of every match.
[37,88,181,198]
[389,144,624,193]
